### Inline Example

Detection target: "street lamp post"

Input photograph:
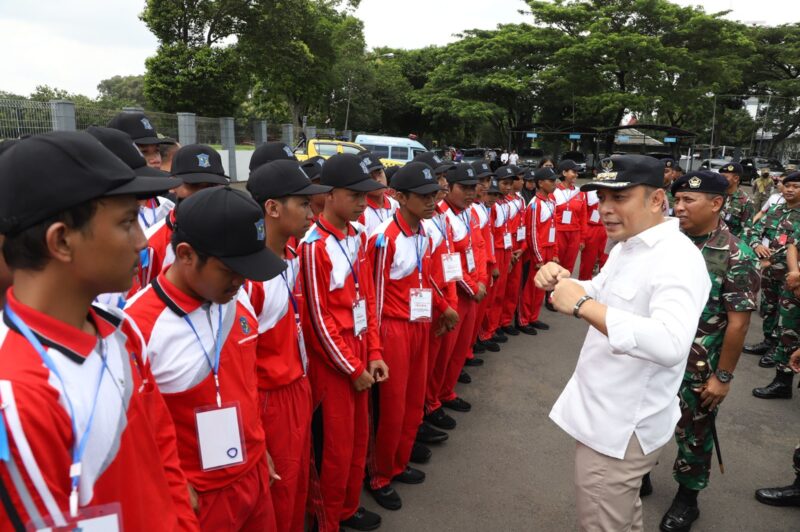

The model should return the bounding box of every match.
[708,92,717,153]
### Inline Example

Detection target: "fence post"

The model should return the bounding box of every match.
[253,120,267,146]
[343,130,353,141]
[306,126,317,140]
[220,117,237,181]
[49,100,76,132]
[177,112,197,145]
[282,124,294,146]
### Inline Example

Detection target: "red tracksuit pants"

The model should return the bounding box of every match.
[483,249,510,338]
[518,247,557,326]
[370,318,429,488]
[439,294,477,403]
[579,224,608,280]
[309,335,369,532]
[557,230,581,274]
[472,266,494,345]
[501,257,524,327]
[260,377,313,532]
[426,308,458,415]
[198,455,277,531]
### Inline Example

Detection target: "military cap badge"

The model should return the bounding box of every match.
[688,176,702,188]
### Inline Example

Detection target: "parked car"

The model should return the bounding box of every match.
[354,134,428,165]
[561,151,588,175]
[519,148,544,168]
[460,148,489,164]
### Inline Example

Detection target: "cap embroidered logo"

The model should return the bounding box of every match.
[283,146,294,157]
[359,160,370,174]
[255,219,265,240]
[726,165,734,172]
[467,168,475,177]
[481,163,489,171]
[597,159,617,181]
[196,153,211,168]
[141,118,153,130]
[423,168,433,181]
[688,176,702,188]
[316,158,325,167]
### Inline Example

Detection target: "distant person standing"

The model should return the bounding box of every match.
[553,159,586,274]
[752,168,774,213]
[454,150,463,162]
[500,150,509,165]
[508,150,520,166]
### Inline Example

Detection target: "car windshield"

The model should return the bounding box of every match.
[462,149,484,158]
[315,143,339,157]
[342,145,364,155]
[520,148,544,158]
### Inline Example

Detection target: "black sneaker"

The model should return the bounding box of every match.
[368,485,401,511]
[530,320,550,330]
[409,442,432,464]
[491,333,508,343]
[659,498,699,532]
[393,466,426,484]
[501,325,520,336]
[545,300,556,312]
[443,397,472,412]
[458,370,472,384]
[465,357,484,367]
[473,341,486,354]
[516,324,539,335]
[341,507,382,531]
[482,340,501,352]
[417,422,448,444]
[424,408,456,430]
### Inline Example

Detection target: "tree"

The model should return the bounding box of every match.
[140,0,249,46]
[97,75,146,108]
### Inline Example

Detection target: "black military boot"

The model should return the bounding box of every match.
[758,351,777,368]
[659,485,700,532]
[755,476,800,507]
[753,370,794,399]
[743,340,771,355]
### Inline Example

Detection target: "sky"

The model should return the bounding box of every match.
[1,0,799,98]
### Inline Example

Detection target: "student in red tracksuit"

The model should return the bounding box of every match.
[358,152,399,236]
[246,160,332,531]
[499,168,528,336]
[299,154,389,532]
[0,132,198,532]
[300,156,328,221]
[553,159,585,275]
[126,187,287,531]
[518,167,560,332]
[579,189,608,280]
[366,162,446,510]
[479,165,516,346]
[425,164,486,429]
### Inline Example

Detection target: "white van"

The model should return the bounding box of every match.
[354,134,428,165]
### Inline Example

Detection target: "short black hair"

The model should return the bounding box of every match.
[2,200,99,271]
[170,229,210,267]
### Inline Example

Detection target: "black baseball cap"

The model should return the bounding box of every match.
[359,152,384,173]
[173,186,286,282]
[385,166,400,185]
[671,170,728,196]
[581,155,664,191]
[413,152,456,175]
[301,156,326,182]
[391,162,446,194]
[486,177,502,195]
[557,159,578,172]
[249,142,297,171]
[445,163,480,185]
[783,171,800,184]
[0,131,177,234]
[86,126,171,178]
[522,167,534,181]
[247,160,332,202]
[719,162,743,175]
[321,153,386,192]
[171,144,229,185]
[495,165,516,181]
[107,112,164,145]
[534,167,557,181]
[470,160,495,179]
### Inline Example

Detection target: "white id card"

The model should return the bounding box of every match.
[34,503,122,532]
[296,322,309,373]
[516,226,526,241]
[409,288,433,322]
[441,253,463,282]
[562,210,573,224]
[503,232,513,249]
[761,237,770,247]
[590,210,600,223]
[195,403,246,471]
[724,212,732,221]
[352,298,368,336]
[549,227,556,243]
[465,247,476,272]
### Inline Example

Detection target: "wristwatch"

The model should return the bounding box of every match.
[573,295,593,318]
[715,369,734,383]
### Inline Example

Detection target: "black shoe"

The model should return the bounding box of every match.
[530,320,550,330]
[501,325,520,336]
[424,408,456,430]
[753,370,794,399]
[341,507,382,531]
[755,481,800,507]
[482,340,501,352]
[465,357,484,367]
[640,473,653,497]
[368,485,402,511]
[659,498,699,532]
[545,300,556,312]
[458,370,472,384]
[759,353,777,368]
[417,423,448,444]
[744,340,771,355]
[516,324,539,335]
[410,441,432,464]
[473,341,486,354]
[443,397,471,412]
[393,466,426,484]
[491,333,508,343]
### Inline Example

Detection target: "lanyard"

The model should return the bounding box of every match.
[183,305,224,407]
[368,206,387,223]
[280,261,308,373]
[333,234,362,297]
[138,199,158,229]
[458,210,472,237]
[412,228,426,288]
[4,304,107,518]
[430,214,451,253]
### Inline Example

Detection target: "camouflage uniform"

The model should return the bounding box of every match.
[770,228,800,373]
[744,203,800,346]
[721,187,755,239]
[752,175,773,212]
[673,221,759,491]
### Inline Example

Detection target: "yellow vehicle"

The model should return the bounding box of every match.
[294,137,403,167]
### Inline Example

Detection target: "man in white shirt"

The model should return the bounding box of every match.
[536,154,711,532]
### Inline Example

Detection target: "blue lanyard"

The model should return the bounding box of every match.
[458,210,472,237]
[138,200,158,228]
[280,261,308,373]
[413,232,425,288]
[183,305,224,407]
[369,206,386,223]
[4,304,107,518]
[333,235,362,297]
[431,215,451,253]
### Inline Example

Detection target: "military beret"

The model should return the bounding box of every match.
[663,158,676,169]
[671,170,728,196]
[533,167,557,181]
[719,162,743,175]
[783,171,800,184]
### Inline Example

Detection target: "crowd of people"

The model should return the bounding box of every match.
[0,112,798,532]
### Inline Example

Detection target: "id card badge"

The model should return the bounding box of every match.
[590,210,600,223]
[465,247,476,273]
[441,253,463,282]
[31,503,122,532]
[516,225,526,241]
[503,232,513,249]
[761,237,770,247]
[779,234,789,246]
[352,298,368,336]
[562,210,572,224]
[549,226,556,243]
[409,288,433,322]
[296,322,309,373]
[195,402,246,471]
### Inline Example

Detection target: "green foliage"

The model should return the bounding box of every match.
[96,75,146,108]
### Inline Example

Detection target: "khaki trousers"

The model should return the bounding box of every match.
[574,435,664,532]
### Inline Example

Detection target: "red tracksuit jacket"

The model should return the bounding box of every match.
[359,195,400,237]
[438,200,484,298]
[526,192,559,265]
[423,207,458,312]
[553,183,585,233]
[581,190,603,242]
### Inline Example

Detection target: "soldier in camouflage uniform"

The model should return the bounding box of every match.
[659,171,759,532]
[751,167,773,212]
[662,158,681,214]
[742,174,800,360]
[719,162,755,239]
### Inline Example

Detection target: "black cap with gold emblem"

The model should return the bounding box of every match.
[719,162,743,175]
[581,154,664,191]
[670,170,729,196]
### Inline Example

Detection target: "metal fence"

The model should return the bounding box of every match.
[0,99,53,138]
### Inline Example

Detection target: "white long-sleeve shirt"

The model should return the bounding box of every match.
[549,218,710,459]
